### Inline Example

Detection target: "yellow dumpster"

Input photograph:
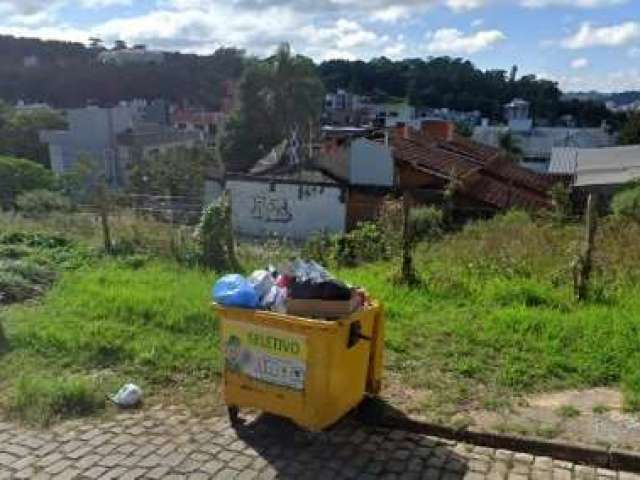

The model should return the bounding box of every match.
[213,302,384,432]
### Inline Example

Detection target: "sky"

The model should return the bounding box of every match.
[0,0,639,92]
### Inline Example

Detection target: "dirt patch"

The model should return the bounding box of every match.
[382,372,430,419]
[467,388,640,451]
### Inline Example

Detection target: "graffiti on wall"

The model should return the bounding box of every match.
[251,196,293,223]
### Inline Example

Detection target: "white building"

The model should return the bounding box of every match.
[227,172,346,241]
[473,98,616,171]
[98,47,164,66]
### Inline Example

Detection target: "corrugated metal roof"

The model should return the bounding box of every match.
[549,147,578,174]
[575,145,640,187]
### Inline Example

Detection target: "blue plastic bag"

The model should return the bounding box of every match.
[213,274,259,309]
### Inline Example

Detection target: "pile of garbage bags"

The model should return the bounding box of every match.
[212,260,368,319]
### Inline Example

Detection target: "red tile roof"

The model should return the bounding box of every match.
[387,128,556,210]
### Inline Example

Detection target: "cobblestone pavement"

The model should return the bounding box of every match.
[0,406,639,479]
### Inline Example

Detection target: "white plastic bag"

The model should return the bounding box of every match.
[111,384,143,408]
[248,270,275,304]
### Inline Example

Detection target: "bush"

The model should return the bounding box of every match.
[195,194,239,271]
[0,259,56,305]
[612,182,640,223]
[0,156,54,209]
[15,189,72,217]
[301,231,334,265]
[0,231,71,249]
[9,375,105,426]
[335,222,390,266]
[302,223,391,267]
[410,206,443,241]
[0,270,41,304]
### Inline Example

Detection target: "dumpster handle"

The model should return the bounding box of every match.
[348,321,372,348]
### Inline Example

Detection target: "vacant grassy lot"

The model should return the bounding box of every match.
[1,211,640,430]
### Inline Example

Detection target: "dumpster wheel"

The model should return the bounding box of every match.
[227,406,241,425]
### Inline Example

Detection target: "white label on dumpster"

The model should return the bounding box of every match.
[223,320,307,390]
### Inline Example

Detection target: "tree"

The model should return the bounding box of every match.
[0,156,54,209]
[611,181,640,222]
[113,40,128,51]
[0,107,67,168]
[619,113,640,145]
[127,147,214,199]
[88,37,103,49]
[220,43,324,172]
[499,132,523,157]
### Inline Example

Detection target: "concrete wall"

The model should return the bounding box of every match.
[349,138,394,187]
[227,180,346,240]
[203,180,223,205]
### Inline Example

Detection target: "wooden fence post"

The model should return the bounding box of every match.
[96,183,112,254]
[401,190,416,285]
[573,193,598,301]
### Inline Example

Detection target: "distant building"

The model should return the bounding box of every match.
[323,90,417,128]
[116,123,201,186]
[324,90,368,126]
[415,107,481,126]
[172,109,226,146]
[98,46,164,66]
[22,55,40,68]
[40,102,200,189]
[504,98,533,132]
[371,102,416,128]
[473,98,616,172]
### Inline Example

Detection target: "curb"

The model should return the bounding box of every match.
[380,414,640,473]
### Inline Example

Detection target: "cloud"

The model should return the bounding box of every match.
[570,57,589,68]
[370,5,411,23]
[0,0,56,15]
[300,19,378,51]
[522,0,627,7]
[426,28,506,54]
[562,21,640,49]
[445,0,488,11]
[79,0,132,7]
[550,69,640,92]
[383,35,408,57]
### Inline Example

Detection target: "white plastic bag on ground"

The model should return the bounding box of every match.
[111,384,143,408]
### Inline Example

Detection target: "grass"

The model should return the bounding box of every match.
[9,375,105,426]
[592,404,610,415]
[2,210,640,429]
[334,212,640,421]
[0,255,219,424]
[557,405,581,419]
